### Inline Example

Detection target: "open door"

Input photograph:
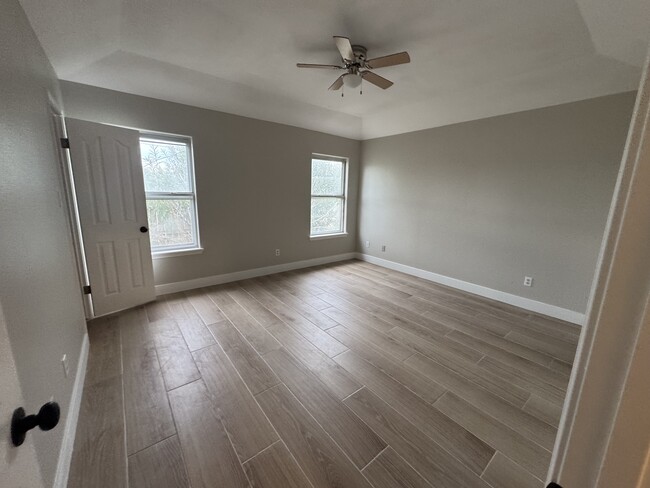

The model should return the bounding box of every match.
[66,118,155,317]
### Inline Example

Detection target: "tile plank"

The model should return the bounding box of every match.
[256,384,373,488]
[164,293,215,351]
[362,447,433,488]
[227,286,285,328]
[121,311,176,455]
[334,350,494,474]
[396,333,529,408]
[478,355,567,406]
[405,353,557,450]
[257,275,339,330]
[168,380,249,488]
[435,392,551,480]
[322,307,414,361]
[506,330,577,364]
[67,376,126,488]
[345,388,490,488]
[145,299,172,323]
[85,316,121,386]
[263,348,386,468]
[524,394,564,427]
[210,319,280,395]
[240,280,347,357]
[449,331,569,390]
[444,321,557,368]
[243,441,312,488]
[128,435,189,488]
[208,287,282,355]
[268,274,332,310]
[267,321,361,399]
[327,325,444,403]
[193,345,278,460]
[185,289,227,325]
[316,292,396,334]
[481,452,544,488]
[388,326,484,365]
[149,318,200,391]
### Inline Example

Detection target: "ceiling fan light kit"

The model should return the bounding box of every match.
[343,73,362,88]
[297,36,410,95]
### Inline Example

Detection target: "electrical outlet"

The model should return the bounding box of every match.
[61,354,69,378]
[365,240,370,248]
[275,249,280,256]
[381,245,386,252]
[524,276,533,287]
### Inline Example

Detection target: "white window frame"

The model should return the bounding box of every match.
[310,154,348,239]
[139,133,202,257]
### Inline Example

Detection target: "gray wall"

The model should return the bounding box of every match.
[358,92,636,313]
[0,1,87,485]
[61,82,361,286]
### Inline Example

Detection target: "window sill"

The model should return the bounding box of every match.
[310,232,348,241]
[152,247,204,259]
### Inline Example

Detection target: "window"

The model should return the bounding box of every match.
[310,155,347,237]
[139,134,200,254]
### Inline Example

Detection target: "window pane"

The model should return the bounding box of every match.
[310,197,343,235]
[146,199,195,249]
[140,140,191,192]
[311,159,344,196]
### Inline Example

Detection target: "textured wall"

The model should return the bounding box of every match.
[61,82,361,286]
[358,92,636,313]
[0,1,87,484]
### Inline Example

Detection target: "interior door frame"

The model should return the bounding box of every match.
[47,94,94,319]
[548,46,650,487]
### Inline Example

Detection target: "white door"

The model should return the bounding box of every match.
[66,118,155,317]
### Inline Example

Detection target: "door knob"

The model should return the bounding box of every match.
[140,226,148,233]
[11,401,60,447]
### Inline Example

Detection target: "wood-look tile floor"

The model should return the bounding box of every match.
[68,260,579,488]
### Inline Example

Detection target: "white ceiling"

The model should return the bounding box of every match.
[20,0,649,139]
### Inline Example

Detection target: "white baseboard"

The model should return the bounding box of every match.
[53,332,89,488]
[155,252,357,295]
[356,253,586,325]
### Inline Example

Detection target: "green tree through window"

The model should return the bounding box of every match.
[140,136,199,251]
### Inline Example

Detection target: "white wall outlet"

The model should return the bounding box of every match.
[275,249,280,256]
[61,354,69,378]
[381,245,386,252]
[524,276,533,287]
[365,240,370,248]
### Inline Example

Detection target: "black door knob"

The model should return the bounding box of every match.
[140,226,148,233]
[11,401,60,447]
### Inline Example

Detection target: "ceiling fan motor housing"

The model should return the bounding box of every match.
[350,45,367,66]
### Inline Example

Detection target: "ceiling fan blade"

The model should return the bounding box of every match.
[333,36,354,62]
[361,71,393,89]
[366,51,411,69]
[328,75,345,91]
[297,63,343,69]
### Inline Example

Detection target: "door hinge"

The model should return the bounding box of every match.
[83,285,91,295]
[60,138,70,149]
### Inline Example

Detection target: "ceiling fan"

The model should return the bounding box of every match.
[297,36,410,93]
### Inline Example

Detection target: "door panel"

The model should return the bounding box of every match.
[66,118,155,316]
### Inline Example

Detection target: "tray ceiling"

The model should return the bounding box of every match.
[20,0,649,139]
